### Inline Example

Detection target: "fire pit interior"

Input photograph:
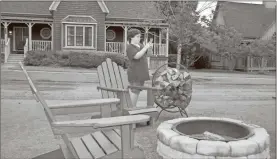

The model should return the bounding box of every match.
[157,117,270,159]
[172,119,254,141]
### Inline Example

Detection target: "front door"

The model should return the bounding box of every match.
[14,27,28,51]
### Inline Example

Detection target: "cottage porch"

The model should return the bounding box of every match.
[105,18,169,57]
[105,26,168,56]
[104,18,169,70]
[1,17,53,63]
[105,26,168,57]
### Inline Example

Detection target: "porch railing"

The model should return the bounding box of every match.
[105,42,167,56]
[1,39,5,54]
[153,44,167,56]
[24,38,29,58]
[32,40,52,51]
[106,42,124,54]
[5,38,11,63]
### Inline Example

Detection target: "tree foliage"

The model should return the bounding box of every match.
[154,1,222,67]
[153,1,276,68]
[247,33,276,57]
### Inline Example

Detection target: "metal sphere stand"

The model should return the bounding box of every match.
[152,62,192,120]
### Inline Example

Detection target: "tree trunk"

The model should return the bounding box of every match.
[176,42,182,69]
[185,55,190,68]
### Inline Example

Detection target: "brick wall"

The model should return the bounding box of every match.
[53,1,106,51]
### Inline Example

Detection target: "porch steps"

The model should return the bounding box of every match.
[7,54,24,64]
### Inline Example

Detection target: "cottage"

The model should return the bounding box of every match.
[211,1,276,71]
[1,0,169,64]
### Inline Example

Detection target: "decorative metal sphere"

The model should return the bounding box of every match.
[152,63,192,110]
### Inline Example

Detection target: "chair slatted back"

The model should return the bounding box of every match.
[20,62,81,158]
[19,62,56,123]
[97,58,133,110]
[19,62,95,158]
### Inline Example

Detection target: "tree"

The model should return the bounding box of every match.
[247,33,276,57]
[152,1,252,69]
[140,1,274,70]
[153,1,217,68]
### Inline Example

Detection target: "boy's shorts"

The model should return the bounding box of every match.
[129,81,145,93]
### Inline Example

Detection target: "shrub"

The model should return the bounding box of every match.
[194,55,211,69]
[168,54,177,67]
[1,53,5,64]
[24,50,129,69]
[24,50,57,66]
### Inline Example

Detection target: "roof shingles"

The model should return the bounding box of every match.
[1,1,53,15]
[218,2,276,38]
[104,1,163,20]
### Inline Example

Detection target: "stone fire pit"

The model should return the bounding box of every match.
[157,117,270,159]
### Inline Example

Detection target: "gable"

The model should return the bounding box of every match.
[49,0,109,13]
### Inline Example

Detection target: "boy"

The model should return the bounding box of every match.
[126,28,153,106]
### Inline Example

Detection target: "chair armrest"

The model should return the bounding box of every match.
[128,85,162,91]
[48,98,120,109]
[52,115,150,128]
[97,86,129,93]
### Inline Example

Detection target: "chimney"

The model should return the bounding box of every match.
[263,1,276,9]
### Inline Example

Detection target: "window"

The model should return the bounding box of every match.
[65,25,95,48]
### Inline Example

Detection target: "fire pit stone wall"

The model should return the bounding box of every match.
[157,117,270,159]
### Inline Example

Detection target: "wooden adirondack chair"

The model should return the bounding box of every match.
[96,58,161,125]
[19,62,149,159]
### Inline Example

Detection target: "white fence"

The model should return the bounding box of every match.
[211,54,276,71]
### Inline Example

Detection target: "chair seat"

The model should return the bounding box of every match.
[70,129,121,159]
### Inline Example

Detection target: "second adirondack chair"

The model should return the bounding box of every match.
[19,62,149,159]
[97,58,161,125]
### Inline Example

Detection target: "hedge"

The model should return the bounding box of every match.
[1,53,5,64]
[24,50,129,69]
[167,54,211,69]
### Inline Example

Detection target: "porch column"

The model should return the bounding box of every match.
[145,27,149,68]
[143,27,150,68]
[166,27,169,57]
[26,23,34,51]
[159,28,162,56]
[2,22,11,44]
[105,25,109,52]
[48,23,53,51]
[144,26,150,43]
[123,26,128,56]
